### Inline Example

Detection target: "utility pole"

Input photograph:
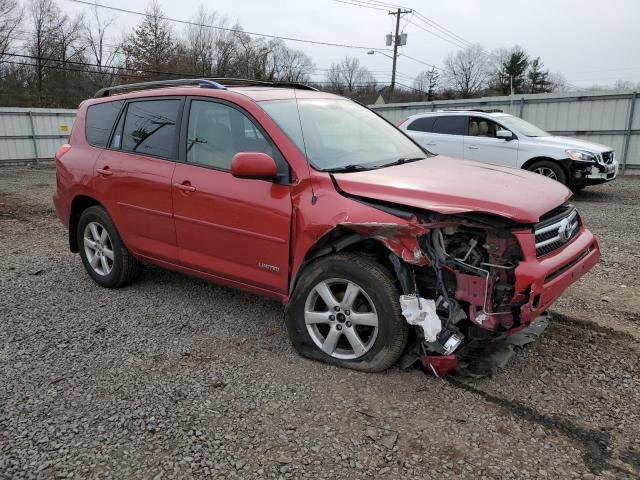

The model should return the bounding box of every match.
[388,8,412,93]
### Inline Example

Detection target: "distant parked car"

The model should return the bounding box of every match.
[398,110,618,190]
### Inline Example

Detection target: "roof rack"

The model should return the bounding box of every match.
[205,78,318,91]
[94,77,318,98]
[94,79,226,98]
[440,108,503,113]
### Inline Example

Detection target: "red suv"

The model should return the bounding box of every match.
[53,79,600,374]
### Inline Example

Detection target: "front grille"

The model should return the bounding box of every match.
[534,205,580,257]
[601,151,615,165]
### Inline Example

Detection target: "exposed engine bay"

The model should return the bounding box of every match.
[336,205,594,377]
[391,220,529,376]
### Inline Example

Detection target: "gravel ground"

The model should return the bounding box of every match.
[1,165,639,479]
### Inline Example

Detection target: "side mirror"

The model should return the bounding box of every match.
[230,152,278,180]
[496,129,513,140]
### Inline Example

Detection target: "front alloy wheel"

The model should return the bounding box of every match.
[304,279,379,360]
[532,166,558,180]
[527,159,567,185]
[286,252,409,372]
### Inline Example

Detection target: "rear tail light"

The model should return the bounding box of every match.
[55,143,71,160]
[396,118,409,127]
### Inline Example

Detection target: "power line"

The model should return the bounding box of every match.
[329,0,389,12]
[2,52,199,78]
[62,0,392,52]
[399,53,444,72]
[411,11,473,48]
[405,18,468,49]
[327,0,473,49]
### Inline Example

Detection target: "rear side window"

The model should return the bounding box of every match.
[121,99,180,159]
[85,101,123,147]
[432,116,466,135]
[407,116,436,133]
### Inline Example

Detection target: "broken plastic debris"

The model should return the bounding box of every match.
[399,295,442,342]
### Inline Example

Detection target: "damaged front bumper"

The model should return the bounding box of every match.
[422,313,552,377]
[567,158,618,186]
[512,227,600,325]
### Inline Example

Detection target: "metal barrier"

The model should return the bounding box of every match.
[0,108,76,164]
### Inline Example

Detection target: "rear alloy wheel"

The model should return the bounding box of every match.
[77,206,140,288]
[286,252,409,372]
[83,221,114,276]
[527,160,567,185]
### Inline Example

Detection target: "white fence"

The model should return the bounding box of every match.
[370,90,639,171]
[0,108,76,164]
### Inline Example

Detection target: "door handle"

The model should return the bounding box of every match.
[426,142,437,146]
[174,182,196,193]
[97,166,113,176]
[467,145,479,150]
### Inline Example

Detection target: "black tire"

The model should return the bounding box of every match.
[570,185,587,193]
[77,205,141,288]
[526,160,567,185]
[285,252,409,372]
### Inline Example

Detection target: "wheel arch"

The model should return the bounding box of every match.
[289,226,396,298]
[68,195,104,252]
[521,156,568,175]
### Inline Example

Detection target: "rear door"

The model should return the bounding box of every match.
[171,97,292,295]
[463,116,519,167]
[92,97,183,263]
[405,116,437,150]
[424,115,466,158]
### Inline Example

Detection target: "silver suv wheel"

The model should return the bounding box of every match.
[83,221,114,276]
[533,166,558,180]
[304,278,379,360]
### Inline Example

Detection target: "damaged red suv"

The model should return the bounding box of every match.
[53,79,600,374]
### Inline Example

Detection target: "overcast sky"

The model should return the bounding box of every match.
[62,0,640,88]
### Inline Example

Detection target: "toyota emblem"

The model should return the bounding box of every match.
[557,219,572,243]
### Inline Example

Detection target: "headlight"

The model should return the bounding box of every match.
[566,149,597,163]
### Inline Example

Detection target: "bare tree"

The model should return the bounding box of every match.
[613,79,636,91]
[548,72,569,92]
[0,0,22,63]
[184,5,217,76]
[444,44,488,98]
[326,56,375,92]
[257,39,313,82]
[84,3,120,81]
[28,0,66,103]
[413,68,440,100]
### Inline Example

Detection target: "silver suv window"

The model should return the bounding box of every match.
[431,116,466,135]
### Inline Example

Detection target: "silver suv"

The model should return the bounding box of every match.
[398,110,618,190]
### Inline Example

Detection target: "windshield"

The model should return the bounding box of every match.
[497,115,550,137]
[259,98,426,171]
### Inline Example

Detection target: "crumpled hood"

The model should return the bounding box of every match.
[535,136,613,153]
[333,157,572,223]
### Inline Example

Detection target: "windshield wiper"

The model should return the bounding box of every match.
[323,164,369,173]
[372,156,426,169]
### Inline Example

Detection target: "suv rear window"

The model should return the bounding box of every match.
[121,99,180,159]
[85,101,123,147]
[432,116,466,135]
[407,116,436,133]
